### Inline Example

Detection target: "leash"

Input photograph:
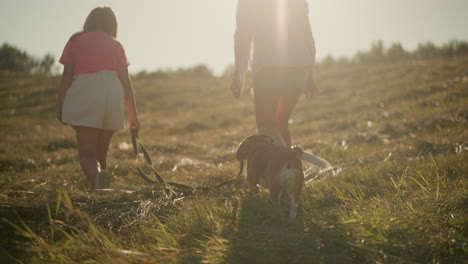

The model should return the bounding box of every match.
[131,129,243,197]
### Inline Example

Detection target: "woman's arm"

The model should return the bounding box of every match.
[56,63,75,123]
[117,65,140,132]
[302,3,317,99]
[304,21,316,66]
[231,0,253,98]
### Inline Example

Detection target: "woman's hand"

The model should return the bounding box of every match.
[129,115,140,133]
[231,70,245,99]
[304,74,318,99]
[55,99,63,123]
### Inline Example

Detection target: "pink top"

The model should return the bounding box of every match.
[59,31,129,75]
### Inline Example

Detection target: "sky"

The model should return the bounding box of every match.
[1,0,467,75]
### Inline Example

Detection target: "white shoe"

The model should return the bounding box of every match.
[95,170,111,189]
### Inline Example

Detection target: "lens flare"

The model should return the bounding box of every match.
[276,0,288,53]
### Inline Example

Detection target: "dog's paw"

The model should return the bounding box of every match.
[248,185,260,193]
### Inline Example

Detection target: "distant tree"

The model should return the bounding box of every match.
[0,43,35,72]
[0,43,55,73]
[135,69,148,78]
[336,56,352,66]
[414,42,439,59]
[440,40,468,58]
[387,43,408,61]
[38,53,55,73]
[177,64,213,78]
[149,69,171,78]
[318,55,351,67]
[319,40,468,66]
[352,40,385,64]
[353,50,368,64]
[320,55,335,67]
[369,40,385,62]
[454,40,468,56]
[222,64,234,78]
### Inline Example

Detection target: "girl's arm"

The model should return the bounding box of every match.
[56,63,75,123]
[117,65,140,132]
[231,0,253,98]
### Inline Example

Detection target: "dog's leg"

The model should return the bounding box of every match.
[246,161,259,193]
[269,181,281,201]
[236,160,244,178]
[288,193,299,223]
[267,183,282,222]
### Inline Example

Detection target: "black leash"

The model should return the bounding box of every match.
[131,130,243,197]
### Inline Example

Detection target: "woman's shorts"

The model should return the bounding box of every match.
[62,70,125,131]
[253,66,311,90]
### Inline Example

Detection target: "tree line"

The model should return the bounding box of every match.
[320,39,468,67]
[0,43,55,73]
[1,40,467,75]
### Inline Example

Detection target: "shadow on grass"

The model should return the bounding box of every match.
[0,188,177,264]
[225,193,361,264]
[0,203,50,263]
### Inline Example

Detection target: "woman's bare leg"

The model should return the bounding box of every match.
[275,88,302,147]
[97,130,116,171]
[75,126,100,190]
[253,88,286,146]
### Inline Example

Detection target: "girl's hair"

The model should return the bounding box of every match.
[70,6,118,41]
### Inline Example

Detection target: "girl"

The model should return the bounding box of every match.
[231,0,317,147]
[56,7,140,191]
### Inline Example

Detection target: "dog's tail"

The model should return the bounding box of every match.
[301,152,332,168]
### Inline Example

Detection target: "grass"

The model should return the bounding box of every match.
[0,56,467,263]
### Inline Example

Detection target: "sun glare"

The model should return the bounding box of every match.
[276,0,288,55]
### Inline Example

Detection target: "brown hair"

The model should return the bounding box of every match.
[70,6,118,41]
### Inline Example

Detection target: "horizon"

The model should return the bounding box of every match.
[1,0,468,75]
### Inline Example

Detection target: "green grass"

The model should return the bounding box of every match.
[0,57,467,263]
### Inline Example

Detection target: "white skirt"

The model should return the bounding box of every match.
[62,70,125,130]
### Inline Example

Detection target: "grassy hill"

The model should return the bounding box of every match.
[0,56,467,263]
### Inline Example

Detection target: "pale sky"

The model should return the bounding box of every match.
[1,0,467,75]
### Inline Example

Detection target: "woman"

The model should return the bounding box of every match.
[231,0,317,147]
[56,7,140,190]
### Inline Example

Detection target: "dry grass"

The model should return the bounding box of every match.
[0,56,467,263]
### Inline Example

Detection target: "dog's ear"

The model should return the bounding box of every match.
[236,135,274,161]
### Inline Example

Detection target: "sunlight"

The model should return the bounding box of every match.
[276,0,288,53]
[276,0,287,37]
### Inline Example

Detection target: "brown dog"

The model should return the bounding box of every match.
[236,135,331,222]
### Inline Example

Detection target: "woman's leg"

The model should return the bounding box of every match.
[97,130,116,170]
[275,88,302,147]
[253,88,286,146]
[74,126,100,190]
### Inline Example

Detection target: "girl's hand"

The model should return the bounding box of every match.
[129,116,140,133]
[305,75,318,99]
[56,108,62,123]
[231,71,245,99]
[55,99,64,124]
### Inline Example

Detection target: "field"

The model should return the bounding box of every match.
[1,57,467,263]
